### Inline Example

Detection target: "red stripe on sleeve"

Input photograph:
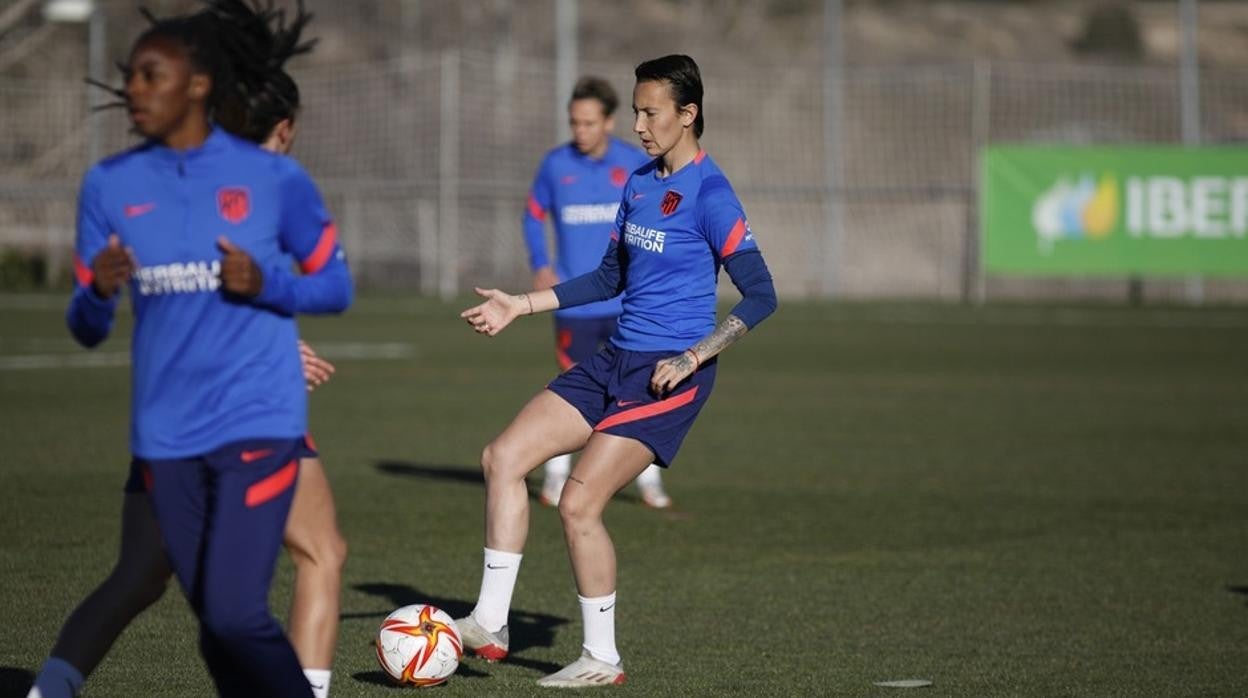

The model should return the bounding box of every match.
[73,254,94,288]
[527,194,546,221]
[299,222,338,274]
[245,460,299,508]
[719,218,747,258]
[595,386,700,431]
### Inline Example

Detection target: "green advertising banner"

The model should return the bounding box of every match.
[982,146,1248,276]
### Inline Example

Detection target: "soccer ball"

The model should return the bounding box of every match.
[375,604,463,687]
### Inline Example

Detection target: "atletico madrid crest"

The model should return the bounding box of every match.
[217,187,251,224]
[660,189,683,216]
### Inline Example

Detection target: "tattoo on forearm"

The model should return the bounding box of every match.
[688,314,748,365]
[670,353,695,373]
[517,293,533,314]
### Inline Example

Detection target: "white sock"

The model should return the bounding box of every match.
[29,657,84,698]
[578,592,620,665]
[545,453,572,480]
[303,669,331,698]
[634,463,662,489]
[471,547,523,632]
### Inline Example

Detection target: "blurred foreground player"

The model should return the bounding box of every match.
[32,3,350,697]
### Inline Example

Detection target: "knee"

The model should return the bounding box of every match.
[557,489,598,531]
[292,529,348,576]
[200,601,267,643]
[106,558,170,612]
[480,440,520,483]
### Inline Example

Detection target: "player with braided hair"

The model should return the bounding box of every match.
[28,3,348,697]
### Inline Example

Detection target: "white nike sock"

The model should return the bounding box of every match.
[633,463,662,489]
[579,591,620,665]
[545,453,572,480]
[471,547,523,632]
[303,668,331,698]
[29,657,84,698]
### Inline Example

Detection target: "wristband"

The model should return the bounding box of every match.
[684,348,701,367]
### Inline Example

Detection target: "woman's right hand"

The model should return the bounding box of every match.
[460,287,525,336]
[90,234,137,299]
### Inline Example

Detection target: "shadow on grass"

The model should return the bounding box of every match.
[373,459,682,513]
[1226,584,1248,606]
[0,667,34,698]
[347,581,567,675]
[353,662,489,689]
[375,460,550,501]
[375,460,483,486]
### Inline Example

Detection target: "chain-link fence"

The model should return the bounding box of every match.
[3,49,1248,301]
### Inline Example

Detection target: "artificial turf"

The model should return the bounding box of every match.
[1,295,1246,696]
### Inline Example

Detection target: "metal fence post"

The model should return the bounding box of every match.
[966,59,991,306]
[821,0,843,299]
[438,49,460,301]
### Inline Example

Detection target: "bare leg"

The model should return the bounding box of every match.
[47,493,172,675]
[557,433,654,596]
[480,390,593,553]
[283,457,346,672]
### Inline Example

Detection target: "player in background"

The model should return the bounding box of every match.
[524,76,671,510]
[458,55,777,687]
[32,4,350,697]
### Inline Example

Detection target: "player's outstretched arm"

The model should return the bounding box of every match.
[460,287,558,336]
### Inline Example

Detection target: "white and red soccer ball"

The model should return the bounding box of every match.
[375,604,463,687]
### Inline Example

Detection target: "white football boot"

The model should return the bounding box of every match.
[455,615,509,662]
[536,651,626,688]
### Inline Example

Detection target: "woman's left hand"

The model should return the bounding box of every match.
[650,350,698,395]
[299,340,336,391]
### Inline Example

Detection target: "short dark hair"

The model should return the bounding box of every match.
[569,76,619,117]
[634,54,704,138]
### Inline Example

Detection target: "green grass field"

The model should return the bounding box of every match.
[2,295,1247,696]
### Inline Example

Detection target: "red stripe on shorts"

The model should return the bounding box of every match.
[594,386,699,431]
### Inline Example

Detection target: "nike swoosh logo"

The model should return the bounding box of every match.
[486,564,509,570]
[599,603,615,612]
[616,400,642,408]
[309,683,325,690]
[124,202,156,218]
[631,193,645,200]
[240,449,274,463]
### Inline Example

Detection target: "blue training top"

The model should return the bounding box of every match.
[597,150,763,352]
[523,137,650,320]
[66,126,352,460]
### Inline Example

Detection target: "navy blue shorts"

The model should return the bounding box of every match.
[547,342,716,467]
[554,316,618,370]
[124,434,317,494]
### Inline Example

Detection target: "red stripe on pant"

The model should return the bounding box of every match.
[244,460,298,508]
